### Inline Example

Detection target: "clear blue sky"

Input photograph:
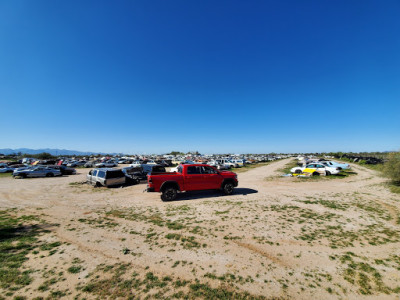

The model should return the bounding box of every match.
[0,0,399,154]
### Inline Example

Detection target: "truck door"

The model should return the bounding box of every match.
[185,166,203,191]
[201,166,221,189]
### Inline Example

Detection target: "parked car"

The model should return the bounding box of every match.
[95,161,118,168]
[156,160,170,167]
[169,161,197,172]
[37,160,57,165]
[208,160,230,170]
[290,163,340,176]
[13,166,62,178]
[142,164,166,175]
[67,161,78,167]
[129,161,142,168]
[122,166,146,180]
[86,168,126,187]
[147,164,238,201]
[217,159,236,168]
[84,161,96,168]
[230,159,245,167]
[46,165,77,175]
[121,167,142,184]
[319,161,351,170]
[0,166,15,173]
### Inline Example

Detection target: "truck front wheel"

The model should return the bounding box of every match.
[161,187,177,201]
[222,182,234,195]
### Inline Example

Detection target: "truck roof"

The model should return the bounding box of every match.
[180,164,210,167]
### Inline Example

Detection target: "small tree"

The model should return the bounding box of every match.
[168,151,184,156]
[383,151,400,183]
[35,152,55,160]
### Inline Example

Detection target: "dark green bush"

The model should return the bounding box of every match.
[383,151,400,183]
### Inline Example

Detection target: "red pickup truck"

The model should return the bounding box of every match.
[147,164,238,201]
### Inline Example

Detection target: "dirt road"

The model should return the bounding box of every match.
[1,159,400,299]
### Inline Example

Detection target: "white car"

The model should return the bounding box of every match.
[290,163,340,176]
[207,160,229,170]
[170,161,197,172]
[216,159,234,169]
[95,161,117,168]
[230,159,245,167]
[320,161,351,170]
[129,161,142,168]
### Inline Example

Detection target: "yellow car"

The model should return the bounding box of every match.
[292,167,320,177]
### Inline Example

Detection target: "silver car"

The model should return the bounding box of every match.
[0,166,15,173]
[95,161,118,168]
[87,168,126,187]
[13,167,62,178]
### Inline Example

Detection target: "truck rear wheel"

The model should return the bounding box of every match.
[161,187,177,201]
[222,182,234,195]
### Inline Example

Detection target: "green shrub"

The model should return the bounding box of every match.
[383,151,400,183]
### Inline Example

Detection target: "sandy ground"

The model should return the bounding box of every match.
[1,159,400,299]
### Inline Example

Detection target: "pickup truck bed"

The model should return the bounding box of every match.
[147,164,238,201]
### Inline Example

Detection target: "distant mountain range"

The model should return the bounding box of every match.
[0,148,119,156]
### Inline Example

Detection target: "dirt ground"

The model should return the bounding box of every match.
[1,159,400,299]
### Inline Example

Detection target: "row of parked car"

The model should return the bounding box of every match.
[0,162,77,178]
[290,159,351,176]
[85,158,251,188]
[168,159,247,171]
[0,162,27,173]
[13,165,76,178]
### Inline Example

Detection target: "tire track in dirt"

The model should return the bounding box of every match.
[233,240,290,267]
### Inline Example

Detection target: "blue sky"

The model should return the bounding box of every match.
[0,0,399,154]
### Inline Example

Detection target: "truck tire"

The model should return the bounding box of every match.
[222,182,234,195]
[161,187,177,201]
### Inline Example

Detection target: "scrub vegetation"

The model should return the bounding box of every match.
[383,151,400,193]
[1,158,400,299]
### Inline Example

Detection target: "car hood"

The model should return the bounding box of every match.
[220,171,236,176]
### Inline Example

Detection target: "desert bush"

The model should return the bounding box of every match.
[383,151,400,183]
